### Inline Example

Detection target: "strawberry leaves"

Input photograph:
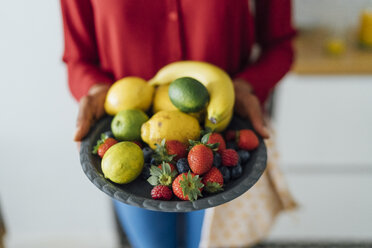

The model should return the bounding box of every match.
[201,132,212,144]
[153,139,176,164]
[147,166,162,185]
[204,181,223,193]
[200,127,213,137]
[92,133,109,154]
[188,132,219,151]
[147,162,177,187]
[179,172,204,201]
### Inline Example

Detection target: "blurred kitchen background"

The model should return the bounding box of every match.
[0,0,371,247]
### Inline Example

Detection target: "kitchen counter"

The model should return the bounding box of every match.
[293,28,372,74]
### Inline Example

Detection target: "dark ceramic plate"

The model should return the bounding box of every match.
[80,115,267,212]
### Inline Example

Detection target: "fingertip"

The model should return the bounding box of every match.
[76,142,81,152]
[262,133,270,139]
[75,121,91,141]
[74,130,82,142]
[251,119,269,139]
[253,123,269,139]
[262,127,270,139]
[74,125,85,142]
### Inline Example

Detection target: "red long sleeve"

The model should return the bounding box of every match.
[61,0,113,101]
[60,0,294,104]
[237,0,296,104]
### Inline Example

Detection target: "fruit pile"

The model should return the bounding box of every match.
[94,129,259,201]
[91,61,259,201]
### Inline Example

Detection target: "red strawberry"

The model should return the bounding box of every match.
[220,149,239,167]
[188,144,214,175]
[132,140,143,149]
[202,167,224,193]
[206,133,226,152]
[172,172,204,201]
[151,185,173,200]
[92,133,118,158]
[153,139,187,163]
[237,129,259,150]
[97,138,118,158]
[225,130,236,141]
[165,140,187,161]
[158,163,177,173]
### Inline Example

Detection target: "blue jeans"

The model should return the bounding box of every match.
[114,200,205,248]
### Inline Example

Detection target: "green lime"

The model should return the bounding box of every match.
[101,142,144,184]
[111,109,148,141]
[168,77,209,113]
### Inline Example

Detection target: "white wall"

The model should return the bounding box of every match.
[293,0,371,29]
[0,1,116,247]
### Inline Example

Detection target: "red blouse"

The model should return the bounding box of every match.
[61,0,295,104]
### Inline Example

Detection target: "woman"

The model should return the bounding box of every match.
[61,1,296,247]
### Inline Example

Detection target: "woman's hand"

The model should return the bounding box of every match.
[233,79,269,139]
[74,84,110,141]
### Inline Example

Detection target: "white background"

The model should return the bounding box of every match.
[0,0,371,247]
[0,1,116,247]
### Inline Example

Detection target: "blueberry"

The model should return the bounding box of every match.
[220,166,231,183]
[142,147,153,163]
[213,153,222,168]
[237,155,241,165]
[237,150,250,164]
[231,164,243,179]
[150,157,157,166]
[140,163,151,180]
[176,158,190,174]
[103,130,114,138]
[226,141,238,150]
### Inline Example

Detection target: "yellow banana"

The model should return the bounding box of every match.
[148,61,235,128]
[205,109,233,132]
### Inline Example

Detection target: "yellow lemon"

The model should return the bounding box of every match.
[101,142,144,184]
[141,110,200,149]
[325,39,345,56]
[188,110,206,123]
[104,77,154,115]
[152,84,178,113]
